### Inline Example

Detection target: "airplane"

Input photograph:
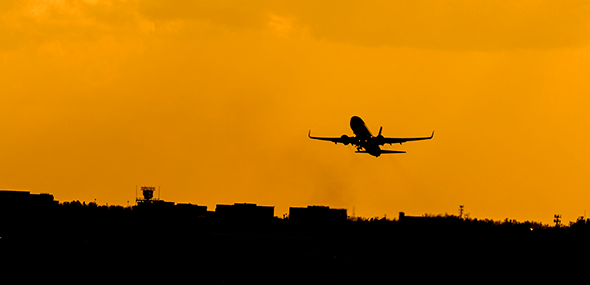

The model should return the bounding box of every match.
[308,116,434,157]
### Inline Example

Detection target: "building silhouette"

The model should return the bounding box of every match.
[215,203,274,220]
[175,203,208,218]
[0,190,57,209]
[289,205,347,223]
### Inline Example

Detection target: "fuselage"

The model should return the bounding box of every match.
[350,116,382,157]
[350,116,372,138]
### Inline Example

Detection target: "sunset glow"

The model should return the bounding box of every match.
[2,0,590,224]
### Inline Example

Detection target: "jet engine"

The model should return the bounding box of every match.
[340,134,350,145]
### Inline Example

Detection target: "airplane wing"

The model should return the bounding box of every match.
[356,150,406,154]
[379,131,434,145]
[308,131,350,144]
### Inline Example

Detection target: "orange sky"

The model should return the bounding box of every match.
[2,0,590,224]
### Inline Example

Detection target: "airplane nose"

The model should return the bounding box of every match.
[350,116,365,130]
[350,116,363,125]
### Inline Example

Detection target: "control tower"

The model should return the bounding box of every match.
[136,186,158,204]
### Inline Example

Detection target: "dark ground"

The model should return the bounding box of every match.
[1,203,589,283]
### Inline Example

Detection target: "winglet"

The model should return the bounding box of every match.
[308,130,311,138]
[430,131,435,138]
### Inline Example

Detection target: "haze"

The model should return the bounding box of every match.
[2,0,590,224]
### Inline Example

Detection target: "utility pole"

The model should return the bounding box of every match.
[459,205,464,219]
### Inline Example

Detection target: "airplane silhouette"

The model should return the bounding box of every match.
[309,116,433,157]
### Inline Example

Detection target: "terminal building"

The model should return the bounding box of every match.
[289,205,347,223]
[0,190,59,239]
[0,190,58,213]
[176,203,208,217]
[215,203,274,220]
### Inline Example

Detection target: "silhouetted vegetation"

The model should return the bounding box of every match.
[1,191,588,283]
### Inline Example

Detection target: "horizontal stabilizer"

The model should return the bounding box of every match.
[380,150,406,154]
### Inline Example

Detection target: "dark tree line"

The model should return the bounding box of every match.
[2,201,589,283]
